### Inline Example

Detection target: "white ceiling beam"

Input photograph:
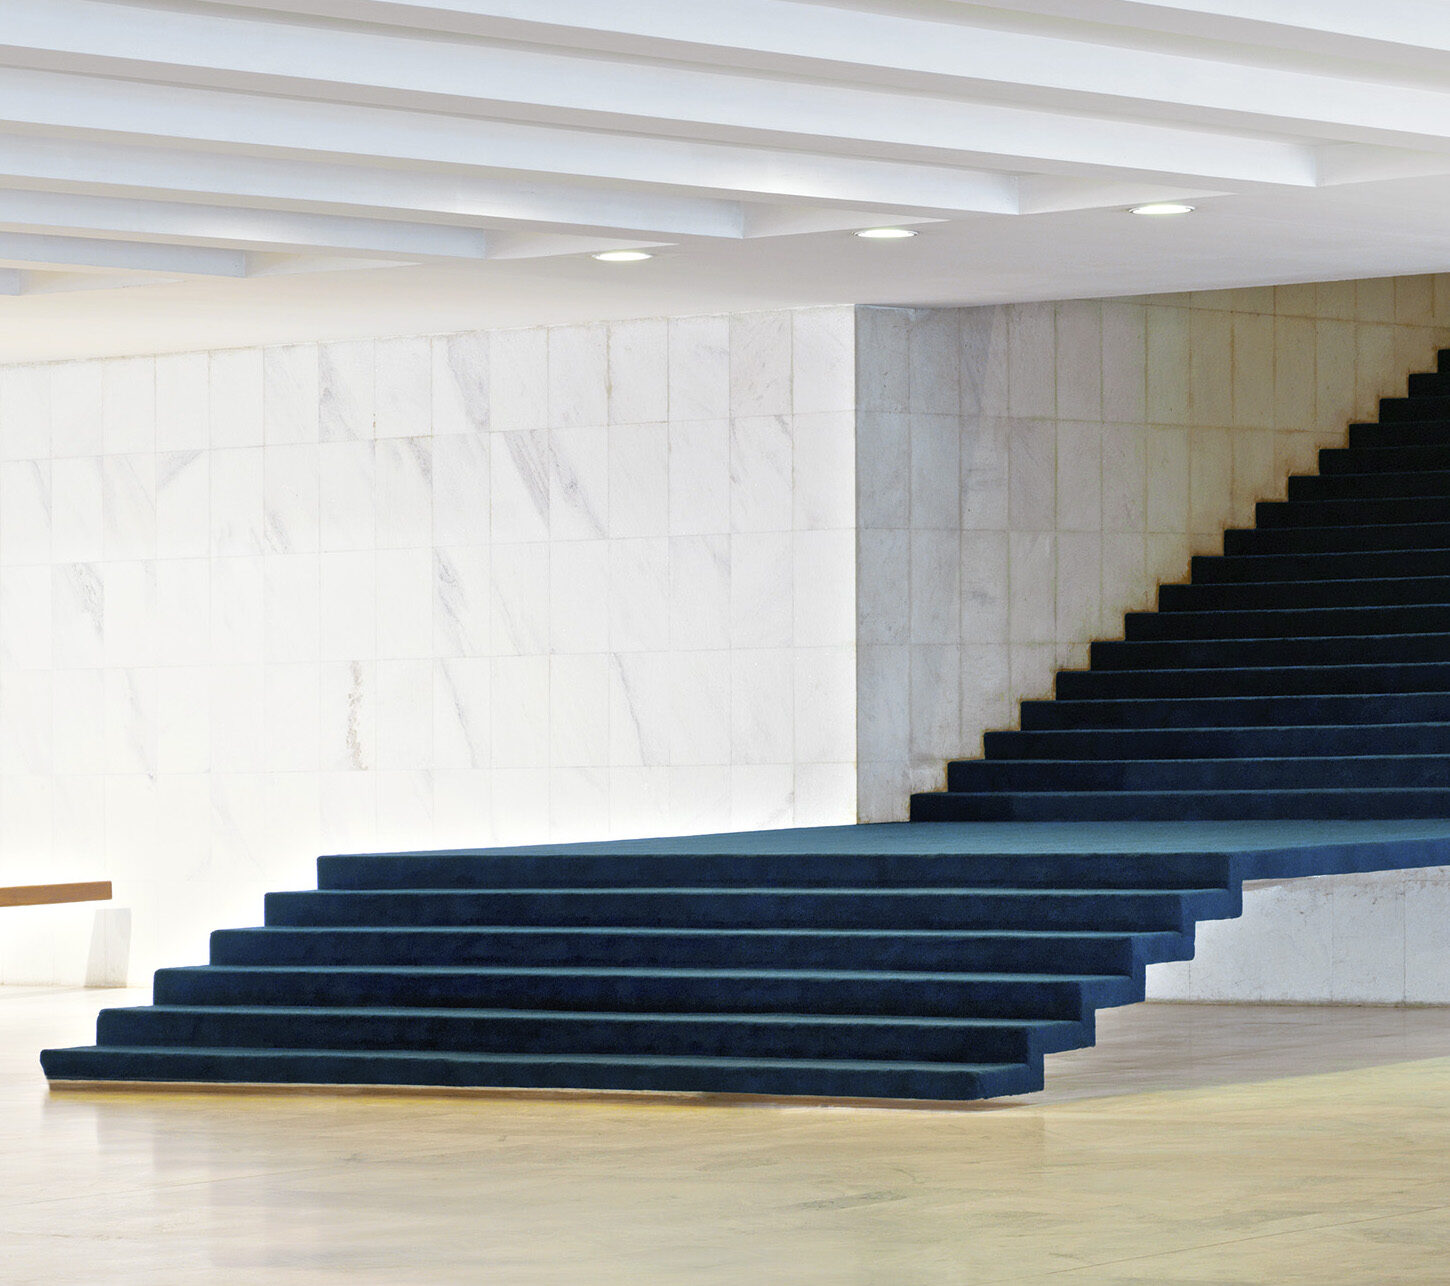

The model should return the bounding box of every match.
[66,0,1450,157]
[0,4,1316,188]
[0,188,489,261]
[0,134,747,239]
[0,233,246,276]
[0,69,1023,216]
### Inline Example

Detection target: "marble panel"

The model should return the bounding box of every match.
[50,457,103,563]
[1355,322,1398,419]
[908,529,959,647]
[729,647,794,764]
[1006,303,1055,418]
[609,651,671,768]
[53,668,106,776]
[1188,427,1233,534]
[433,657,490,771]
[432,331,489,437]
[263,345,319,445]
[730,311,793,418]
[1100,302,1147,423]
[546,324,608,429]
[608,423,669,538]
[729,530,793,650]
[1397,274,1436,325]
[793,529,854,648]
[548,540,609,654]
[667,650,732,766]
[854,528,908,646]
[211,555,265,664]
[156,666,211,773]
[156,451,210,559]
[855,643,909,766]
[318,550,376,661]
[209,349,265,448]
[320,659,375,772]
[262,444,319,556]
[1314,319,1357,432]
[794,761,856,826]
[959,306,1010,417]
[1007,417,1056,530]
[793,308,855,415]
[1188,308,1232,425]
[792,411,854,532]
[611,763,674,835]
[375,437,432,549]
[793,645,855,765]
[433,546,490,658]
[1055,531,1101,644]
[262,553,320,664]
[489,542,550,657]
[1055,420,1101,532]
[0,565,50,670]
[154,352,209,451]
[668,314,730,421]
[376,546,435,659]
[209,447,265,557]
[317,440,375,552]
[959,642,1012,747]
[907,309,960,415]
[0,670,52,775]
[1100,532,1148,632]
[669,533,731,651]
[1055,300,1102,422]
[1231,312,1274,427]
[549,766,611,841]
[608,537,670,653]
[0,365,51,459]
[263,662,322,773]
[154,558,210,667]
[50,361,103,456]
[1008,642,1058,703]
[208,665,266,773]
[51,562,104,669]
[908,643,960,767]
[1331,875,1407,1003]
[491,429,549,543]
[319,340,375,441]
[1272,315,1316,430]
[0,459,51,563]
[548,653,610,768]
[668,418,730,536]
[960,416,1009,531]
[1355,276,1397,323]
[1008,531,1056,643]
[608,319,668,425]
[101,560,156,669]
[1099,423,1146,532]
[910,413,961,531]
[432,432,489,547]
[1144,426,1190,532]
[101,357,155,455]
[375,658,433,770]
[1404,868,1450,1003]
[101,454,156,562]
[730,414,793,533]
[490,768,550,845]
[373,337,431,439]
[1232,429,1277,513]
[856,412,909,530]
[1144,306,1189,424]
[855,307,909,415]
[958,529,1009,645]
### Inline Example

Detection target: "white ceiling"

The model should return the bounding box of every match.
[7,0,1450,360]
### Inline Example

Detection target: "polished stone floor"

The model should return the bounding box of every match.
[8,987,1450,1284]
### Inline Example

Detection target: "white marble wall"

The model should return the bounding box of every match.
[0,307,858,980]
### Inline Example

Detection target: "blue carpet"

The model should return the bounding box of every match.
[41,353,1450,1100]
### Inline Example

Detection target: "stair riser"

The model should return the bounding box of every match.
[1059,663,1450,700]
[1125,604,1450,641]
[1319,445,1450,474]
[98,1007,1082,1064]
[948,758,1450,792]
[1092,633,1450,670]
[1192,549,1450,583]
[1022,693,1450,730]
[152,967,1141,1021]
[1161,577,1450,611]
[1408,372,1450,397]
[1287,471,1450,501]
[315,851,1236,892]
[39,1047,1041,1100]
[1354,415,1450,443]
[210,927,1187,974]
[985,724,1450,759]
[912,791,1450,822]
[263,889,1204,934]
[1223,522,1450,555]
[1258,496,1450,526]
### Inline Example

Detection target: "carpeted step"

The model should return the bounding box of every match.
[1091,632,1450,670]
[262,886,1225,933]
[1159,576,1450,611]
[149,963,1148,1020]
[946,754,1450,793]
[314,849,1237,892]
[1021,691,1450,730]
[1287,470,1450,501]
[1373,393,1450,421]
[1318,443,1450,474]
[1224,520,1450,555]
[209,925,1193,973]
[983,722,1450,760]
[1408,371,1450,397]
[1124,603,1450,641]
[1058,661,1450,700]
[95,1003,1089,1064]
[1256,495,1450,526]
[910,788,1450,822]
[1191,547,1450,583]
[39,1044,1042,1099]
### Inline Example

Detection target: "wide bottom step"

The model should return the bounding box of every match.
[40,1044,1038,1100]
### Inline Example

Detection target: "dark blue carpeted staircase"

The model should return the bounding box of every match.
[914,352,1450,821]
[40,351,1450,1102]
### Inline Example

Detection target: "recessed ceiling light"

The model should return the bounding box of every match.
[591,249,654,262]
[1128,203,1195,216]
[855,227,917,239]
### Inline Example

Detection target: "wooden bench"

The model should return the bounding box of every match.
[0,882,112,908]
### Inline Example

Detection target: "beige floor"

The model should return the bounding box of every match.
[6,989,1450,1285]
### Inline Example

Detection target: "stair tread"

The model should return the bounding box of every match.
[229,926,1159,939]
[166,963,1129,981]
